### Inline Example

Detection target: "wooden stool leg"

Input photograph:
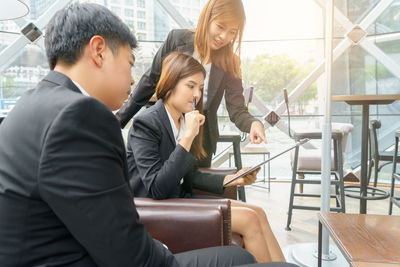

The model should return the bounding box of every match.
[299,174,304,193]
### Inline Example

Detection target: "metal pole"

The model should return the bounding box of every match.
[321,0,334,259]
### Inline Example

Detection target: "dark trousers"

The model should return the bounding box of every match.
[175,246,298,267]
[174,246,256,267]
[237,264,298,267]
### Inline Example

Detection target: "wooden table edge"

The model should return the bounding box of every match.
[318,212,353,263]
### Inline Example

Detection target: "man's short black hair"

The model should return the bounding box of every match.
[45,3,137,70]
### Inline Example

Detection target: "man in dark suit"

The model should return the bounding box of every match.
[0,3,258,266]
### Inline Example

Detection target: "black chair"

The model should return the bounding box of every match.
[368,120,400,187]
[213,86,256,203]
[344,120,389,203]
[389,130,400,214]
[217,132,246,202]
[286,124,351,231]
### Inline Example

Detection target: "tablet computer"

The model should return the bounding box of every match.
[223,138,310,186]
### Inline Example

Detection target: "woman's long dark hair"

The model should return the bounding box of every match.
[155,51,207,159]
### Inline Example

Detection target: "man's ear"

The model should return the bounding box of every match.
[88,35,107,67]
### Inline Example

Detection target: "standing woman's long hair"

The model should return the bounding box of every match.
[155,52,207,159]
[194,0,245,79]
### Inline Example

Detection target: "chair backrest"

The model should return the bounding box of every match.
[332,123,354,152]
[369,120,381,159]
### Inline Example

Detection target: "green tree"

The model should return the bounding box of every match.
[1,74,16,99]
[241,53,317,114]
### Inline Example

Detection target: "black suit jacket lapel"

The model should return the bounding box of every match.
[155,100,176,147]
[206,64,224,110]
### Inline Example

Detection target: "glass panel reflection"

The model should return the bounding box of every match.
[367,0,400,34]
[0,44,48,106]
[335,0,380,25]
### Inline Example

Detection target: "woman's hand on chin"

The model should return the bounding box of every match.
[179,111,205,152]
[183,111,205,139]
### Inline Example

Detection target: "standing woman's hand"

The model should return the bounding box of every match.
[249,121,267,144]
[179,111,205,152]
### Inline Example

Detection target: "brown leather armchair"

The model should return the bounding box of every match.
[135,197,233,253]
[135,167,245,254]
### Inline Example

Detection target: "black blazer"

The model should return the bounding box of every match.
[126,99,225,199]
[0,71,176,266]
[117,29,259,153]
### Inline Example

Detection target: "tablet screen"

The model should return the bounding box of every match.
[223,138,309,186]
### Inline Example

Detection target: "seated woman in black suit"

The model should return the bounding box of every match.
[127,51,285,263]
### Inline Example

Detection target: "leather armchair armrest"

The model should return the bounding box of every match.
[196,167,238,200]
[135,197,232,253]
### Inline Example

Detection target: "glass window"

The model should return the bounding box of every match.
[125,20,134,29]
[125,0,134,5]
[137,0,145,8]
[192,8,200,17]
[137,11,146,19]
[0,21,19,34]
[125,9,134,17]
[137,22,146,30]
[111,6,121,16]
[111,0,121,4]
[183,7,191,16]
[28,0,53,20]
[137,33,147,40]
[1,44,48,108]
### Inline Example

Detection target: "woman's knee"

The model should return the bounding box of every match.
[233,208,262,234]
[253,205,269,222]
[233,201,268,221]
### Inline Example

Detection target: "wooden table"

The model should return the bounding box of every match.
[318,212,400,267]
[332,94,400,213]
[352,262,400,267]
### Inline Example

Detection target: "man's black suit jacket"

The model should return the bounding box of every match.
[117,29,259,154]
[0,71,176,266]
[126,99,225,199]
